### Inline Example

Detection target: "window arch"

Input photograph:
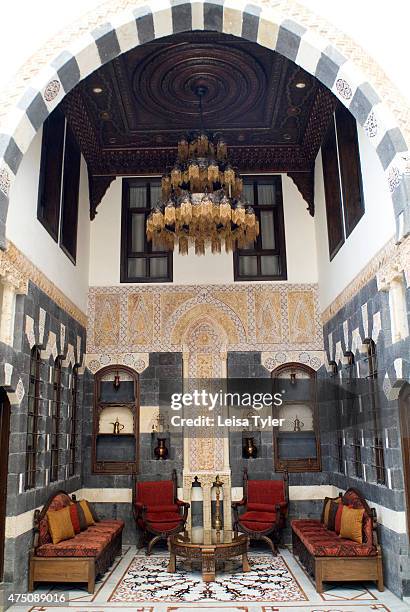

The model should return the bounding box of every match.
[272,363,320,472]
[50,356,62,482]
[68,364,80,477]
[26,347,41,490]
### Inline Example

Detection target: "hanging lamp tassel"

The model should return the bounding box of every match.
[179,236,189,255]
[180,197,192,224]
[171,166,182,189]
[195,238,205,256]
[219,196,231,225]
[211,236,221,254]
[152,209,164,230]
[164,202,176,225]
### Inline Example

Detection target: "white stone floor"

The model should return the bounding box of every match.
[6,545,410,612]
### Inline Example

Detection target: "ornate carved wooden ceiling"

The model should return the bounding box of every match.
[62,31,337,218]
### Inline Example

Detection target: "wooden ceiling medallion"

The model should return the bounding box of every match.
[62,31,337,219]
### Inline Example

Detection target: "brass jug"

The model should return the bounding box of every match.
[111,417,125,435]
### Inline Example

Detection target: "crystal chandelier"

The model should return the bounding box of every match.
[146,86,259,255]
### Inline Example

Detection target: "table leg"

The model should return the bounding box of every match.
[202,549,216,582]
[242,552,251,573]
[167,552,176,573]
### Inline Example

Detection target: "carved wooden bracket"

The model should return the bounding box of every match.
[287,171,315,216]
[89,175,116,220]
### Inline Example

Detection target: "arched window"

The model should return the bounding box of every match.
[343,352,363,479]
[26,347,41,490]
[68,365,80,477]
[364,340,386,485]
[329,360,345,474]
[50,356,62,482]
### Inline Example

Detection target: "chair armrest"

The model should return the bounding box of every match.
[232,499,246,509]
[132,501,147,522]
[176,499,190,508]
[176,500,190,523]
[232,499,246,525]
[274,502,288,525]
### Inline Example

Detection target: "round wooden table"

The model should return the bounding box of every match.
[167,531,250,582]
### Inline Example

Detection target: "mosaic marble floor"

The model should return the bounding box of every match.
[7,545,410,612]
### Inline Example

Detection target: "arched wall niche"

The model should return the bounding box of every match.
[0,0,408,253]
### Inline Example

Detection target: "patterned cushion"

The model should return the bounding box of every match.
[38,493,73,546]
[86,520,124,541]
[291,519,376,557]
[36,538,106,557]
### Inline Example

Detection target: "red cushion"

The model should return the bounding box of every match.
[247,479,285,506]
[240,511,276,523]
[145,511,182,523]
[69,504,81,534]
[240,520,274,532]
[335,503,344,534]
[145,521,182,532]
[247,503,277,513]
[136,480,174,506]
[145,504,179,513]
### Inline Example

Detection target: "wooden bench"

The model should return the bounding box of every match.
[291,488,384,593]
[29,490,124,593]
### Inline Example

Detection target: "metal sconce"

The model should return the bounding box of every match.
[113,371,121,390]
[290,371,297,385]
[328,361,338,377]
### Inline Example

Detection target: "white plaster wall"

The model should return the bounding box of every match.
[89,175,318,286]
[315,124,396,311]
[6,128,90,312]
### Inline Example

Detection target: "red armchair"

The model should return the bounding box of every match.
[132,469,190,555]
[232,468,289,555]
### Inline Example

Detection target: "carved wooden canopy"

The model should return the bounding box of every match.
[61,31,337,218]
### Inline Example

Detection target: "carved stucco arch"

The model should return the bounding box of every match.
[167,297,246,348]
[0,0,408,248]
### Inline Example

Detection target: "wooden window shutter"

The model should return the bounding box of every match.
[335,104,364,237]
[321,118,344,259]
[37,107,65,240]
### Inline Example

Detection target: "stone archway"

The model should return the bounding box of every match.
[0,0,409,249]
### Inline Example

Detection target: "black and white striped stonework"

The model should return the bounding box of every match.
[0,0,408,249]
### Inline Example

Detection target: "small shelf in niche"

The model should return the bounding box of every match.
[92,365,139,475]
[97,432,135,437]
[98,405,134,435]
